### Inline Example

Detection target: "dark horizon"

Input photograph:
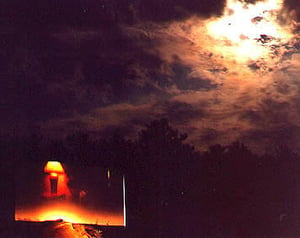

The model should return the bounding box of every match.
[0,119,299,237]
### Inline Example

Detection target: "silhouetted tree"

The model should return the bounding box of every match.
[130,118,197,238]
[0,121,299,238]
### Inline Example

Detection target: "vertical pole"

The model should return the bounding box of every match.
[123,175,126,227]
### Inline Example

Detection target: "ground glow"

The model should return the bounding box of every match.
[15,201,123,225]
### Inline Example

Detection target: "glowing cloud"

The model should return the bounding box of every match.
[119,0,299,152]
[205,0,294,63]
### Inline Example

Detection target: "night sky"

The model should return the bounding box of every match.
[1,0,300,153]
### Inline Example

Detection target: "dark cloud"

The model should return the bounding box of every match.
[199,128,219,143]
[274,80,295,95]
[133,0,226,22]
[159,101,205,125]
[240,109,263,123]
[240,97,292,126]
[0,0,117,30]
[0,1,159,135]
[171,62,218,91]
[243,124,300,153]
[0,0,226,30]
[237,93,300,152]
[93,124,140,140]
[284,0,300,22]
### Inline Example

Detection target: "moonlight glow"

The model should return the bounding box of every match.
[205,0,294,62]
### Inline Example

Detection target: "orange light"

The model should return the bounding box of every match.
[15,201,125,225]
[107,169,111,179]
[50,172,58,178]
[44,161,64,174]
[39,209,84,224]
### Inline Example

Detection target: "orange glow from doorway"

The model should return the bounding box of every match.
[44,161,64,174]
[43,161,71,198]
[50,172,58,178]
[16,162,126,226]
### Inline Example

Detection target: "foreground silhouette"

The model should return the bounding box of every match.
[0,119,299,237]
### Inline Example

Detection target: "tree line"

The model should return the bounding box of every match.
[0,118,299,238]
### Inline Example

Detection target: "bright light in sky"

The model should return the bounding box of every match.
[206,0,293,62]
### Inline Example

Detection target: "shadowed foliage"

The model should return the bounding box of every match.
[0,119,299,238]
